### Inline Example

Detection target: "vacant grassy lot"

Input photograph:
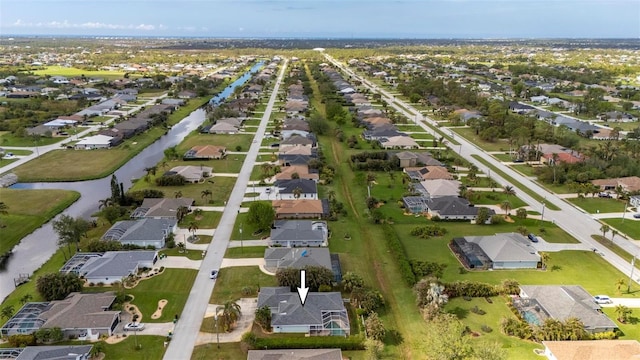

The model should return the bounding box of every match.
[176,132,254,154]
[445,297,542,360]
[0,133,61,147]
[0,188,80,255]
[452,127,510,152]
[101,336,167,359]
[13,127,165,182]
[129,268,197,323]
[129,176,236,207]
[30,66,128,79]
[225,246,266,258]
[568,197,628,214]
[602,218,640,240]
[209,266,276,304]
[191,343,246,360]
[179,211,223,229]
[472,191,527,209]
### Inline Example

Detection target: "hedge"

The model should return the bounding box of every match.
[382,224,416,286]
[253,335,365,350]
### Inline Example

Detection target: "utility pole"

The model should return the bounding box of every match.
[622,201,629,223]
[628,256,636,293]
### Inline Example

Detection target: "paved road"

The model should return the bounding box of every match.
[323,53,640,284]
[0,94,166,175]
[162,59,287,360]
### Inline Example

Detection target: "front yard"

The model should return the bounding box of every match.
[567,197,628,214]
[209,266,277,304]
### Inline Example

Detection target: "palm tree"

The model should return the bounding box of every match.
[615,185,625,199]
[201,189,213,204]
[600,224,610,239]
[616,278,626,295]
[0,202,8,216]
[292,187,303,199]
[160,160,169,170]
[176,205,189,222]
[539,252,550,269]
[188,221,199,240]
[174,191,183,199]
[98,198,113,210]
[327,190,336,202]
[611,229,619,243]
[503,185,516,198]
[500,200,512,216]
[220,300,242,332]
[615,304,632,323]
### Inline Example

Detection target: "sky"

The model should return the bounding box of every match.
[1,0,639,38]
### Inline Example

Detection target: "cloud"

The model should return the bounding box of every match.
[8,19,162,31]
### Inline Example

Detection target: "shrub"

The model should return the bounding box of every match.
[444,280,499,298]
[593,331,618,340]
[155,174,186,186]
[241,286,254,296]
[8,334,36,347]
[409,225,448,239]
[382,224,415,286]
[410,260,447,279]
[252,336,365,350]
[481,325,493,333]
[490,215,505,224]
[470,306,486,315]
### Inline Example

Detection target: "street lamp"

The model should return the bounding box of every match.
[239,223,243,254]
[622,200,629,223]
[214,313,220,349]
[628,255,637,293]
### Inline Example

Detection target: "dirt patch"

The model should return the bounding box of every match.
[151,299,168,319]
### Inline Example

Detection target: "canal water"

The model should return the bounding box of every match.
[1,62,264,301]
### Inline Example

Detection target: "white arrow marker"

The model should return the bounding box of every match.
[297,269,309,306]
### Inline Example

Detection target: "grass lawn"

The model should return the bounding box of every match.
[591,235,640,271]
[445,297,543,360]
[602,307,640,340]
[130,176,236,207]
[567,197,627,214]
[452,127,510,152]
[0,133,61,147]
[101,336,167,359]
[602,218,640,240]
[0,188,80,255]
[512,164,538,177]
[179,211,223,229]
[225,246,266,258]
[30,66,127,79]
[160,247,205,261]
[472,191,527,209]
[1,149,32,156]
[129,268,197,323]
[176,133,254,155]
[492,153,515,162]
[209,266,276,304]
[191,343,246,360]
[13,127,166,182]
[229,213,267,241]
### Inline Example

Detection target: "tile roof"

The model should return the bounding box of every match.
[542,340,640,360]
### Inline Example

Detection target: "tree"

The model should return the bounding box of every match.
[110,175,122,204]
[615,304,632,323]
[472,341,507,360]
[254,306,272,331]
[20,294,32,305]
[342,272,364,293]
[201,189,213,204]
[188,221,199,239]
[176,206,189,222]
[219,299,242,332]
[174,190,183,198]
[365,312,386,341]
[611,229,619,243]
[36,273,83,301]
[515,208,528,219]
[616,278,626,294]
[247,201,275,231]
[1,305,14,320]
[364,338,384,360]
[503,185,516,197]
[0,202,8,216]
[52,214,89,256]
[500,201,512,216]
[422,313,473,360]
[292,187,303,199]
[600,224,610,239]
[476,207,490,225]
[276,266,333,292]
[98,198,113,210]
[539,252,550,269]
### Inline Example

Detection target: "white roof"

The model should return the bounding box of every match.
[76,134,113,146]
[44,119,77,127]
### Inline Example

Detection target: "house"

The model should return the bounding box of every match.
[0,293,120,339]
[531,95,549,103]
[392,151,443,168]
[280,135,314,147]
[208,122,239,134]
[257,287,350,336]
[166,165,213,183]
[161,98,186,106]
[270,220,328,247]
[418,179,462,198]
[284,100,308,115]
[60,251,158,284]
[592,176,640,193]
[451,233,540,269]
[183,145,226,160]
[178,90,197,99]
[362,127,402,141]
[278,144,313,156]
[402,196,429,214]
[102,218,177,248]
[404,166,453,181]
[131,197,194,219]
[264,247,332,273]
[247,349,343,360]
[426,196,495,220]
[272,199,329,220]
[379,136,419,149]
[74,135,114,150]
[516,285,618,333]
[278,154,314,167]
[274,179,318,200]
[542,340,640,360]
[540,152,584,165]
[509,101,535,114]
[5,345,93,360]
[274,164,319,182]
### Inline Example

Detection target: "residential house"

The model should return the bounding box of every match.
[183,145,226,160]
[404,166,453,181]
[542,340,640,360]
[0,292,120,339]
[285,100,308,115]
[509,102,535,114]
[540,152,584,165]
[516,285,618,333]
[592,176,640,194]
[278,144,314,157]
[417,179,462,198]
[272,199,329,220]
[274,179,318,200]
[161,98,186,107]
[178,90,197,99]
[531,95,549,103]
[166,165,213,183]
[4,345,93,360]
[208,122,239,134]
[280,135,315,147]
[392,151,443,168]
[247,349,343,360]
[60,251,158,284]
[362,127,402,141]
[102,218,177,248]
[257,287,350,336]
[278,154,314,167]
[274,165,319,182]
[131,197,194,219]
[74,135,114,150]
[451,233,540,270]
[264,247,332,272]
[270,220,329,247]
[380,136,419,149]
[425,196,495,221]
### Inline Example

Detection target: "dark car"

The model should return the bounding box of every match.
[634,213,640,219]
[527,233,539,243]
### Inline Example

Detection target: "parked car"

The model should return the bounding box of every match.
[527,233,539,243]
[598,192,613,198]
[594,295,612,304]
[210,269,218,279]
[124,322,145,331]
[634,213,640,219]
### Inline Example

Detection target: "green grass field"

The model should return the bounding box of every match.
[129,176,236,207]
[30,66,128,79]
[452,127,511,152]
[101,336,167,359]
[567,197,628,214]
[191,343,246,360]
[129,268,198,323]
[472,191,527,209]
[225,246,266,258]
[179,211,223,229]
[0,188,80,255]
[209,266,277,304]
[602,218,640,240]
[0,133,62,147]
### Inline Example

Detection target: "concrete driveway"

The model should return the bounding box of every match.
[531,238,591,252]
[196,298,258,345]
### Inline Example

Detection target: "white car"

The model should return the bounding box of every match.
[210,269,219,279]
[594,295,612,304]
[124,322,145,331]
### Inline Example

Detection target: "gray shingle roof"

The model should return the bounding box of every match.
[464,233,540,263]
[247,349,343,360]
[274,179,317,195]
[80,251,157,279]
[131,198,193,218]
[427,196,493,216]
[40,292,119,331]
[264,248,332,270]
[102,218,176,242]
[257,287,346,326]
[15,345,93,360]
[270,221,327,243]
